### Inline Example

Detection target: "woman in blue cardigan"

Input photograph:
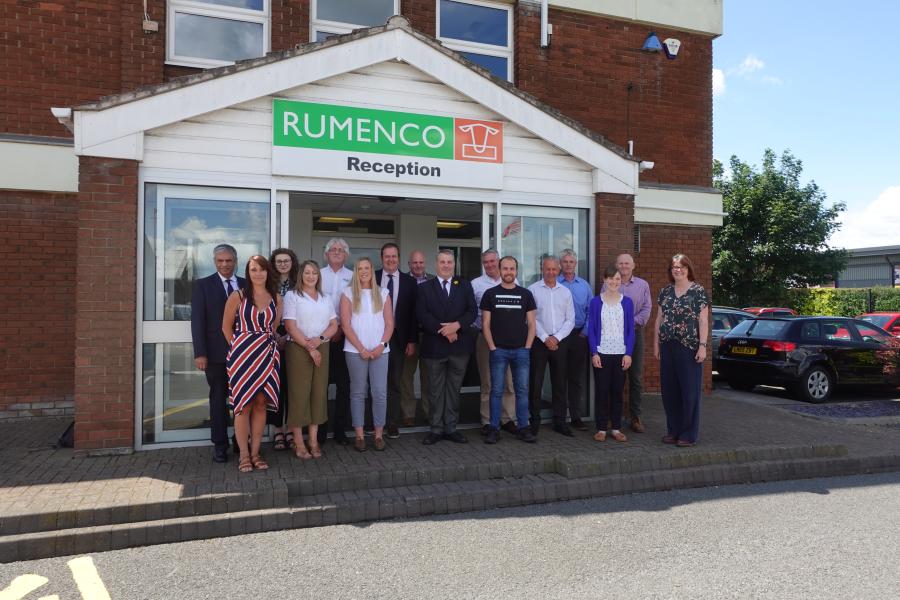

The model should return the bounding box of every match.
[587,266,636,442]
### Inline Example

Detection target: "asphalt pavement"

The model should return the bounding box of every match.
[1,472,898,599]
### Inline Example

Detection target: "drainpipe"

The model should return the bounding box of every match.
[541,0,550,48]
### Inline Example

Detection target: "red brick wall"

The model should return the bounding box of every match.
[73,157,138,451]
[515,4,714,188]
[0,189,77,418]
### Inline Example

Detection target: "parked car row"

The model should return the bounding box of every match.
[712,307,900,403]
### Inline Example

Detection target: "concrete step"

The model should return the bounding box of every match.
[3,450,898,563]
[0,444,846,538]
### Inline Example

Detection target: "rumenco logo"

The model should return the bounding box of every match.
[274,99,503,164]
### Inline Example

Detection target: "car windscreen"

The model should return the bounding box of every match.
[729,319,789,338]
[861,315,891,328]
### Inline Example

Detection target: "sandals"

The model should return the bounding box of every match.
[251,455,269,470]
[273,432,287,451]
[593,431,607,442]
[610,430,628,443]
[294,443,312,460]
[308,444,322,459]
[238,455,253,473]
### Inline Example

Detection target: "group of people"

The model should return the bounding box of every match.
[191,239,709,473]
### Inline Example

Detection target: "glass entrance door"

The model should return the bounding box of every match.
[140,184,274,445]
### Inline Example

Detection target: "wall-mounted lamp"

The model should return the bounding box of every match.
[641,32,662,53]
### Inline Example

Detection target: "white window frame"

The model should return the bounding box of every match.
[436,0,514,82]
[167,0,271,69]
[310,0,401,43]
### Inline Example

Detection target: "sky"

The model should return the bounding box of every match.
[713,0,900,250]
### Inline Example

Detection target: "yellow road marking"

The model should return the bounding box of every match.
[0,575,47,600]
[67,557,111,600]
[37,596,60,600]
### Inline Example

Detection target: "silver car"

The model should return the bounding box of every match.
[712,307,754,372]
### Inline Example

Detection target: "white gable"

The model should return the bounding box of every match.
[71,19,637,195]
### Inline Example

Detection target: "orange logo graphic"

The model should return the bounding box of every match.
[454,118,503,163]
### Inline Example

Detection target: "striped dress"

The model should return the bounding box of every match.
[226,292,280,415]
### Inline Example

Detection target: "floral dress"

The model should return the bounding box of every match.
[657,282,710,351]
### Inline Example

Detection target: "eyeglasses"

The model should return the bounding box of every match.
[671,265,687,271]
[274,259,292,265]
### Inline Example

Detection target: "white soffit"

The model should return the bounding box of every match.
[71,21,637,194]
[635,186,724,226]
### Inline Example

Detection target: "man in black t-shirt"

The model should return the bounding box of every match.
[480,256,538,444]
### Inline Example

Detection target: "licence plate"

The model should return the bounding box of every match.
[731,346,757,356]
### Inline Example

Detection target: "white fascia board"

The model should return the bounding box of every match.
[75,31,404,152]
[396,35,636,193]
[635,186,723,226]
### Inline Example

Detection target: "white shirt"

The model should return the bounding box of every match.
[598,296,627,355]
[472,273,518,329]
[380,269,399,311]
[218,273,238,296]
[283,290,336,340]
[321,264,352,322]
[527,280,575,343]
[342,288,391,353]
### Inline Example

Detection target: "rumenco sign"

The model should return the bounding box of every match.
[271,99,504,189]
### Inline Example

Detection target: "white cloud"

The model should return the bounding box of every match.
[734,54,765,76]
[831,186,900,249]
[712,68,726,96]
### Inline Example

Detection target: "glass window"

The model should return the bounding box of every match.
[438,0,513,81]
[168,0,269,68]
[311,0,398,42]
[853,322,892,344]
[499,206,588,289]
[801,322,820,340]
[439,0,508,46]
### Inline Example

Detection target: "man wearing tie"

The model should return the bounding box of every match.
[416,249,477,445]
[375,243,418,439]
[191,244,246,463]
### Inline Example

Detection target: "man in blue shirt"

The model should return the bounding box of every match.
[558,249,593,431]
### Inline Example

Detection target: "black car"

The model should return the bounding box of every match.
[717,316,900,403]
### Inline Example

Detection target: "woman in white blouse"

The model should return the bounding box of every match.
[587,266,636,442]
[340,257,394,452]
[283,260,338,459]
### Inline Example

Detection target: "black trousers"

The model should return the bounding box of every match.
[328,340,351,436]
[562,332,588,421]
[386,331,405,425]
[593,353,625,431]
[529,335,571,425]
[205,361,230,450]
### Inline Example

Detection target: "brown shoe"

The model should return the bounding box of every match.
[501,421,519,434]
[402,417,415,427]
[354,437,367,452]
[630,417,645,433]
[374,437,386,451]
[386,423,400,439]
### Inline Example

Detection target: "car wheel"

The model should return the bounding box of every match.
[728,379,756,391]
[796,366,833,403]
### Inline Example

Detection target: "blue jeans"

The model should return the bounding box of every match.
[489,347,530,430]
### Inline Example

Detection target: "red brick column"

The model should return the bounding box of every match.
[594,192,635,279]
[74,157,138,451]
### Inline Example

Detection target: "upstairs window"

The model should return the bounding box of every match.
[167,0,270,68]
[437,0,513,81]
[311,0,399,42]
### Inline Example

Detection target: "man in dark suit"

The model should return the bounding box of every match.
[375,242,418,439]
[191,244,246,463]
[416,249,477,445]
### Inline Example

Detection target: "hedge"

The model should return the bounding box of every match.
[787,287,900,316]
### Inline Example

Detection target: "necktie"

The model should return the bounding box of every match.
[443,279,450,297]
[387,273,395,306]
[226,278,235,297]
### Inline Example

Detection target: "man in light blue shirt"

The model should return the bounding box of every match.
[558,249,593,431]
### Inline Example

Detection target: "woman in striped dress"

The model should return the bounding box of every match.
[223,254,283,473]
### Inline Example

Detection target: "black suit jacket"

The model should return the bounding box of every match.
[191,273,247,363]
[376,269,419,347]
[416,276,476,359]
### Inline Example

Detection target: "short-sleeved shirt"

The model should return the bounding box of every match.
[480,285,537,349]
[283,290,336,340]
[657,282,710,350]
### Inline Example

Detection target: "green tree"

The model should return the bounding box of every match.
[713,149,848,307]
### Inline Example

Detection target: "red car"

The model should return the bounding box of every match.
[742,307,798,317]
[858,312,900,337]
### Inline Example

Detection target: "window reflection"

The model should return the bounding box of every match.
[440,0,508,46]
[500,208,588,287]
[316,0,395,27]
[195,0,264,10]
[459,51,507,79]
[142,343,212,444]
[174,13,264,62]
